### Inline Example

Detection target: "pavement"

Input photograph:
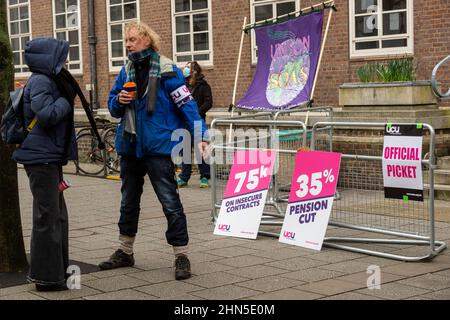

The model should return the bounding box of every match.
[1,168,450,300]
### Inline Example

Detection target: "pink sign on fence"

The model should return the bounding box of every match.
[223,150,277,199]
[280,150,342,250]
[215,150,277,239]
[288,151,341,203]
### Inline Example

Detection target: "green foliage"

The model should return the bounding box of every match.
[356,59,416,82]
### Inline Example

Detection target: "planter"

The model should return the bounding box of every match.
[339,80,437,108]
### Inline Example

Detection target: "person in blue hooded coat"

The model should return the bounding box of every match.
[99,22,208,281]
[12,38,77,291]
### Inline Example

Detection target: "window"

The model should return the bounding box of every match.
[349,0,413,58]
[107,0,139,71]
[53,0,82,73]
[250,0,301,64]
[7,0,31,75]
[171,0,213,66]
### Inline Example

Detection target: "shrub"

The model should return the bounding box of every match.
[356,59,416,82]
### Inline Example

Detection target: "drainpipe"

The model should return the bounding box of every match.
[88,0,99,110]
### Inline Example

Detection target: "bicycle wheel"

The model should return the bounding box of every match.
[75,132,105,176]
[103,127,121,174]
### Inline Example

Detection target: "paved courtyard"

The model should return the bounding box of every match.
[1,169,450,300]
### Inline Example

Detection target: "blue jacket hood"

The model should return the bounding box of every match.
[24,38,69,76]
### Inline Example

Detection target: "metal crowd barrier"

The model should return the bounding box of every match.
[209,116,447,262]
[311,122,447,261]
[210,119,309,229]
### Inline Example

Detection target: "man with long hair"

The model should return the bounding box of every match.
[99,22,208,280]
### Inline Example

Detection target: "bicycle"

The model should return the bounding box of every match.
[74,117,118,176]
[102,125,120,175]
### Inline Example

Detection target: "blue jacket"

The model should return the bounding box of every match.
[13,38,77,165]
[108,56,207,158]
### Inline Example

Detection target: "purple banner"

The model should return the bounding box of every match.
[237,11,324,111]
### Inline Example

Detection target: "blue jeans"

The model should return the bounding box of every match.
[118,156,188,246]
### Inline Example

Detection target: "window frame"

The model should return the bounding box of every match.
[106,0,140,73]
[349,0,414,59]
[7,0,32,77]
[250,0,301,65]
[171,0,214,68]
[52,0,83,74]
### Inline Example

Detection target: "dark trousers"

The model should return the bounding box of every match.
[118,156,188,247]
[179,141,210,182]
[179,161,211,182]
[24,163,68,286]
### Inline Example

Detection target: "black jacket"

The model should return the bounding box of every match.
[188,76,213,120]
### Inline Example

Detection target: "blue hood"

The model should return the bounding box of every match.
[24,38,69,76]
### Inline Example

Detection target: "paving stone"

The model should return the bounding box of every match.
[237,276,304,292]
[352,256,405,268]
[355,282,430,300]
[158,294,205,300]
[83,275,150,292]
[280,268,346,283]
[295,279,366,296]
[84,289,157,300]
[320,292,382,300]
[306,250,366,263]
[32,286,102,300]
[319,260,375,274]
[248,288,323,300]
[336,271,406,286]
[127,268,177,284]
[192,285,261,300]
[382,262,450,277]
[181,252,224,263]
[203,246,259,258]
[0,284,35,297]
[418,288,450,300]
[132,256,174,271]
[252,247,314,259]
[224,265,288,279]
[266,256,329,271]
[190,261,235,276]
[135,281,205,298]
[185,272,249,289]
[398,273,450,291]
[215,255,274,268]
[0,292,46,300]
[90,267,144,279]
[197,238,252,250]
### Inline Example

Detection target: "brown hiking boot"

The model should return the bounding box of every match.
[174,254,191,280]
[98,249,135,270]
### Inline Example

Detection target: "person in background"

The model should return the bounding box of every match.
[12,38,78,292]
[177,61,213,188]
[99,22,208,280]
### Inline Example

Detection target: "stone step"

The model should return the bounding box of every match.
[342,104,439,111]
[335,109,450,119]
[437,156,450,170]
[331,115,450,130]
[424,170,450,185]
[425,184,450,201]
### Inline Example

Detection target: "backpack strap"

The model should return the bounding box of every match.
[26,117,37,132]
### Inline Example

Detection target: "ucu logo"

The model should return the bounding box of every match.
[283,231,296,239]
[386,126,400,134]
[218,224,231,232]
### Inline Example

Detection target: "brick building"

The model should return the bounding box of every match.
[7,0,450,111]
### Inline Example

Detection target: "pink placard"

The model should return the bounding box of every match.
[288,151,341,203]
[223,150,277,199]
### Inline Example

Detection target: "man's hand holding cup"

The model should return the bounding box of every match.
[119,82,137,105]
